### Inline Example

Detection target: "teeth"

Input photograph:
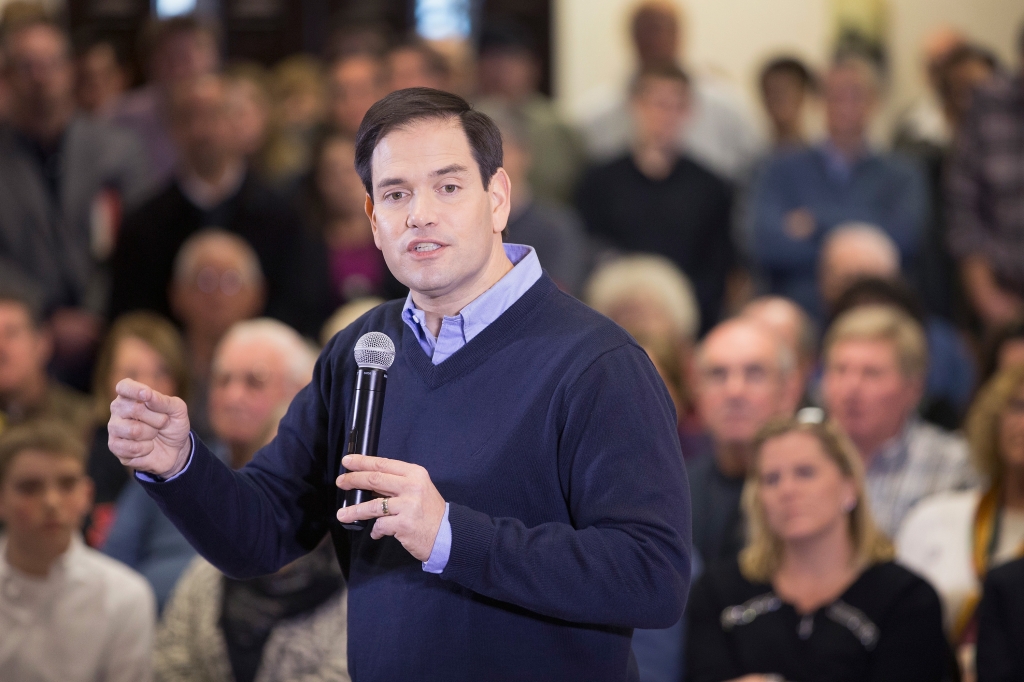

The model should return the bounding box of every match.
[414,243,441,252]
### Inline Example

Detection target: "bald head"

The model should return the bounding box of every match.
[742,296,817,376]
[695,318,801,448]
[820,223,899,308]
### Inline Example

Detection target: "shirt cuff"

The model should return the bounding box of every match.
[422,502,451,574]
[134,433,195,483]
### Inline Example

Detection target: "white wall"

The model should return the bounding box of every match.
[555,0,1024,137]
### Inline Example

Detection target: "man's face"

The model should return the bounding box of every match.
[170,243,264,339]
[822,339,921,453]
[632,77,689,150]
[366,117,510,304]
[0,451,92,561]
[171,79,235,175]
[0,303,50,398]
[477,50,537,102]
[696,322,798,448]
[5,25,73,117]
[762,70,807,133]
[824,65,875,142]
[208,337,294,449]
[75,42,124,114]
[388,48,446,92]
[632,7,679,68]
[944,58,995,124]
[317,137,367,217]
[152,30,218,85]
[329,55,384,135]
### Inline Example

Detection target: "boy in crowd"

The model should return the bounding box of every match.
[0,421,154,682]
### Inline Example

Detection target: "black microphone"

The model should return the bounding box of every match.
[339,332,396,531]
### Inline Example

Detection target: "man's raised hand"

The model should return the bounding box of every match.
[108,378,193,479]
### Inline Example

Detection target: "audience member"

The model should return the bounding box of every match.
[86,312,188,548]
[947,26,1024,331]
[976,555,1024,682]
[168,229,266,441]
[689,318,803,566]
[758,56,817,150]
[687,416,950,682]
[583,1,762,183]
[900,43,999,321]
[326,49,385,137]
[261,54,326,185]
[308,133,399,305]
[584,254,701,437]
[103,318,317,610]
[480,102,589,293]
[898,363,1024,678]
[0,287,91,435]
[74,38,127,116]
[109,15,220,183]
[749,55,928,318]
[0,421,155,682]
[742,295,818,395]
[224,63,272,168]
[155,539,348,682]
[821,225,976,421]
[0,18,151,365]
[475,21,585,205]
[821,305,976,537]
[577,65,734,332]
[387,37,452,92]
[892,26,966,152]
[110,74,331,337]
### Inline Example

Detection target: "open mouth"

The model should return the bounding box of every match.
[413,243,442,252]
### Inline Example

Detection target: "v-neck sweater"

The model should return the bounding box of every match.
[138,273,693,681]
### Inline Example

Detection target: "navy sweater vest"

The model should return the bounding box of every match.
[140,274,692,681]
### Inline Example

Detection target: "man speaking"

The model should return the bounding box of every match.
[108,88,692,680]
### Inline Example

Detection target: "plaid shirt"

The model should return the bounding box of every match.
[866,419,978,539]
[947,74,1024,293]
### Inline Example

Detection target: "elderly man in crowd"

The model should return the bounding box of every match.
[821,304,976,537]
[577,64,734,333]
[0,17,151,369]
[0,286,91,436]
[741,295,818,396]
[689,317,803,565]
[749,55,928,318]
[327,49,386,137]
[110,73,331,337]
[947,23,1024,330]
[168,229,267,441]
[103,317,317,610]
[819,223,976,421]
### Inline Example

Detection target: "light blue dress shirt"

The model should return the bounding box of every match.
[403,243,543,573]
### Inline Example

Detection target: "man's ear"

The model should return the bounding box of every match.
[489,168,512,236]
[365,194,382,250]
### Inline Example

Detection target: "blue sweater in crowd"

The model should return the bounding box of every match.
[749,144,928,317]
[138,274,693,681]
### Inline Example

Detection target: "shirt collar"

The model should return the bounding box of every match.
[869,417,917,468]
[401,243,542,346]
[0,533,89,586]
[818,139,872,182]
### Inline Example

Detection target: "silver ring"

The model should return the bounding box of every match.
[381,498,390,516]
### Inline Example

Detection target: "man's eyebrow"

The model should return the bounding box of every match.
[376,176,406,190]
[431,164,470,177]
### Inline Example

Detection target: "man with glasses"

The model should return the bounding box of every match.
[689,317,803,565]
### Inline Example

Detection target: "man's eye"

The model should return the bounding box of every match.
[386,191,405,201]
[441,184,457,194]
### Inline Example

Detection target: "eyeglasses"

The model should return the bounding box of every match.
[195,266,244,296]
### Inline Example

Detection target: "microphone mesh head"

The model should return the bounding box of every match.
[353,332,396,370]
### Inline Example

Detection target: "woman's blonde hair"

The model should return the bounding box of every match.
[739,416,894,583]
[965,362,1024,485]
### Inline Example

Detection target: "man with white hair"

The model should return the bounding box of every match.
[820,222,976,420]
[749,55,928,318]
[103,317,316,608]
[741,295,817,397]
[169,228,266,441]
[689,317,802,565]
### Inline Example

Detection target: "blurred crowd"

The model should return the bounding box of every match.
[1,0,1024,680]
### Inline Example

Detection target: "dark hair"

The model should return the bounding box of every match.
[760,56,817,93]
[629,63,690,98]
[0,420,86,485]
[937,43,1000,101]
[828,277,925,327]
[0,281,44,328]
[981,319,1024,384]
[139,14,220,72]
[354,87,503,196]
[477,20,537,57]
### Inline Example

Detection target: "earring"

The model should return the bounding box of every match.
[843,499,857,512]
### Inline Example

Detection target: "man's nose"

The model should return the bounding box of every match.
[407,191,439,229]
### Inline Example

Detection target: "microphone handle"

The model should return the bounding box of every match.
[340,367,387,530]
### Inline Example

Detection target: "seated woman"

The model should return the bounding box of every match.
[897,363,1024,678]
[976,555,1024,682]
[86,312,189,548]
[687,414,949,682]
